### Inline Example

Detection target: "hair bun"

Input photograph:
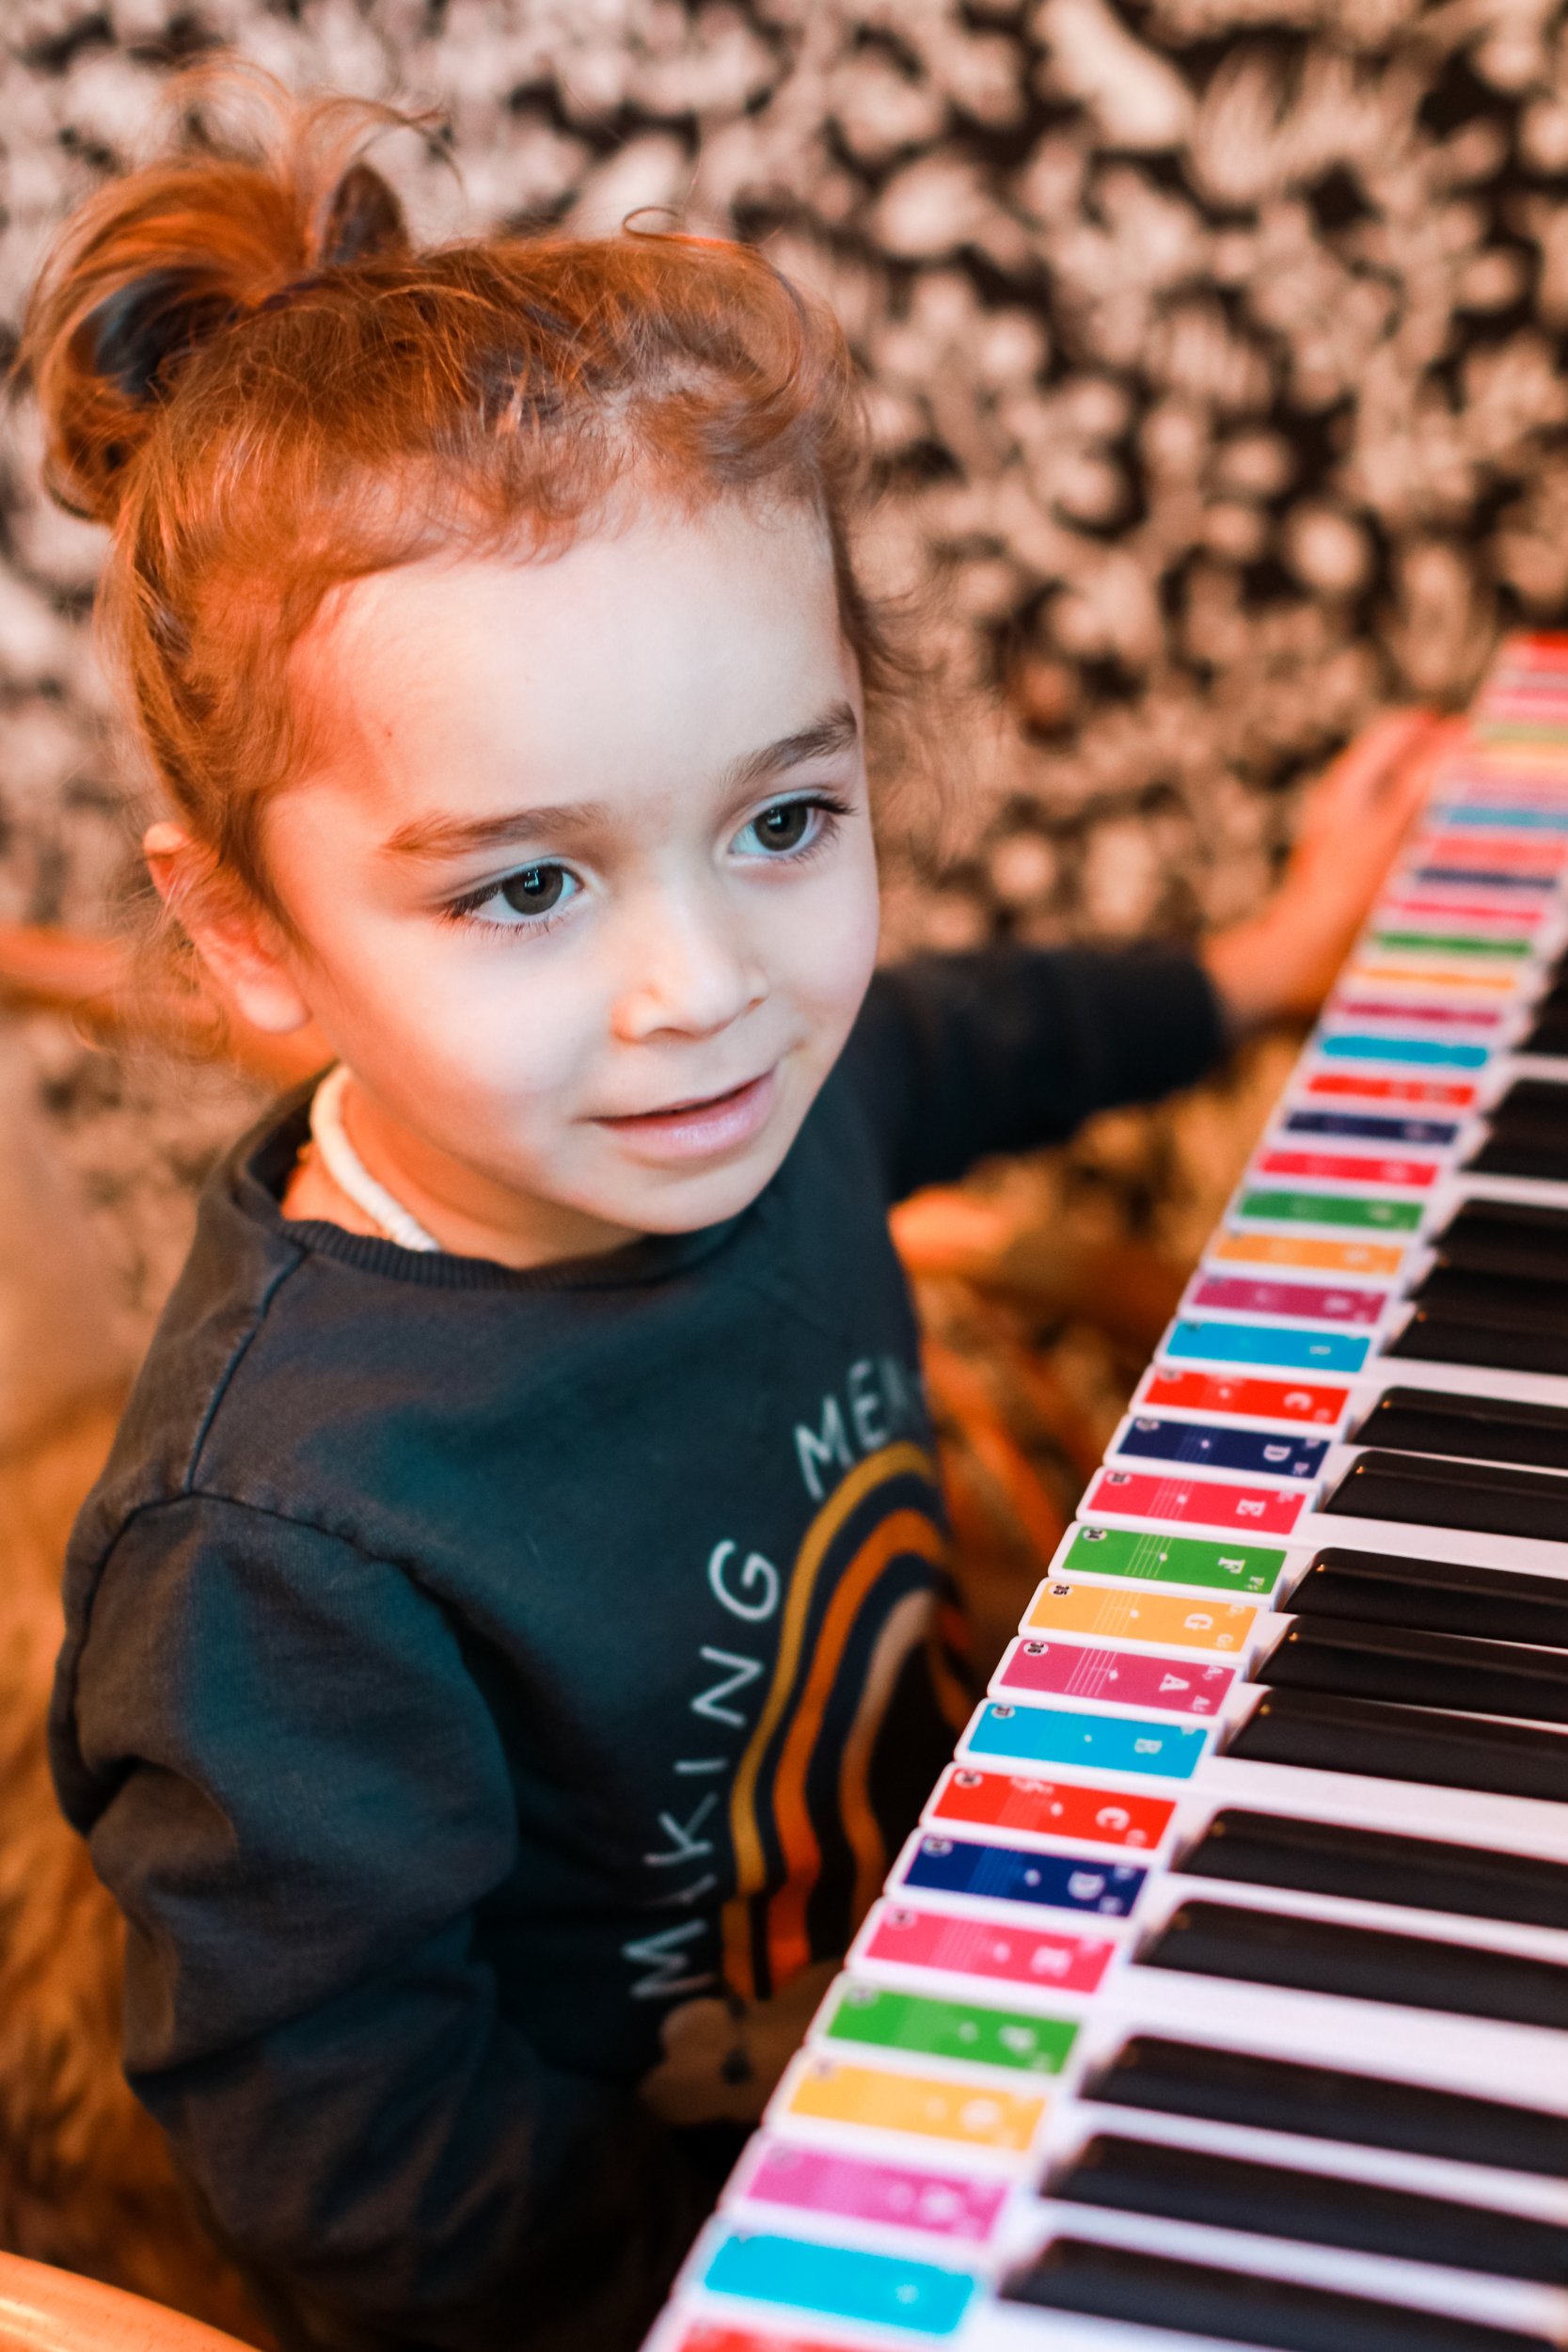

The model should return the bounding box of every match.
[21,63,414,525]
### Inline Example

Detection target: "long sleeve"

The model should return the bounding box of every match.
[843,942,1227,1202]
[52,1495,711,2352]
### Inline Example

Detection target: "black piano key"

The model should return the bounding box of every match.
[1227,1685,1568,1804]
[1430,1197,1568,1283]
[1291,1549,1568,1649]
[1520,1014,1568,1057]
[1409,1263,1568,1337]
[1470,1134,1568,1181]
[1388,1308,1568,1379]
[1087,2036,1568,2178]
[1001,2237,1552,2352]
[1259,1616,1568,1724]
[1180,1807,1568,1930]
[1051,2134,1568,2283]
[1139,1898,1568,2029]
[1325,1448,1568,1544]
[1350,1388,1568,1476]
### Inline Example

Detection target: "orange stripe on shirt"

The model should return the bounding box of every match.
[721,1441,935,1999]
[761,1504,946,1990]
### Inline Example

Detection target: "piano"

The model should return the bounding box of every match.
[647,634,1568,2352]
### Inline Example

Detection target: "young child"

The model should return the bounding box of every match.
[30,70,1435,2352]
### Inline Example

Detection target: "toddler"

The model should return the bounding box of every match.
[30,69,1433,2352]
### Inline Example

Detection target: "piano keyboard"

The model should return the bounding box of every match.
[648,635,1568,2352]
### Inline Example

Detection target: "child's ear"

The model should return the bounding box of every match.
[143,820,316,1037]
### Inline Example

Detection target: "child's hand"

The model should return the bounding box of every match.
[1202,708,1459,1032]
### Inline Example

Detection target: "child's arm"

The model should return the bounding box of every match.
[847,710,1445,1201]
[53,1496,710,2352]
[1200,708,1451,1030]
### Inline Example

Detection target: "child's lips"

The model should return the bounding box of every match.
[595,1068,778,1161]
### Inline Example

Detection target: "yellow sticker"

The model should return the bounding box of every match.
[787,2058,1045,2150]
[1025,1583,1256,1654]
[1211,1232,1405,1278]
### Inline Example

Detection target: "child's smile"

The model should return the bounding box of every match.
[217,496,883,1266]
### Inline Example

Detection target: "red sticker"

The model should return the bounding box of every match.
[930,1767,1175,1850]
[1255,1150,1438,1188]
[1140,1369,1348,1424]
[1305,1072,1477,1107]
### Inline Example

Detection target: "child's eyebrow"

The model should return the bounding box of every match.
[377,702,860,865]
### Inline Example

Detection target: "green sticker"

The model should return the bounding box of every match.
[826,1984,1078,2075]
[1064,1522,1285,1595]
[1239,1190,1424,1232]
[1371,930,1530,959]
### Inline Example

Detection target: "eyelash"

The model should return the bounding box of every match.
[438,792,852,935]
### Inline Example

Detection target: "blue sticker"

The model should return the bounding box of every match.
[1166,1321,1370,1372]
[1411,866,1552,893]
[966,1703,1209,1779]
[1434,805,1568,831]
[1283,1109,1458,1146]
[901,1834,1147,1915]
[1117,1416,1328,1480]
[1318,1035,1491,1069]
[704,2232,975,2333]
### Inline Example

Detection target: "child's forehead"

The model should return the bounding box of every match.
[290,501,859,826]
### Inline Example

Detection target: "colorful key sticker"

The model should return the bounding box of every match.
[1411,864,1555,891]
[1251,1152,1438,1190]
[785,2058,1046,2153]
[1116,1416,1328,1478]
[862,1902,1115,1994]
[966,1702,1209,1778]
[1352,967,1517,992]
[1333,1000,1501,1029]
[703,2232,976,2334]
[1379,901,1540,926]
[999,1640,1235,1717]
[1188,1274,1386,1323]
[1282,1110,1459,1145]
[678,2325,866,2352]
[899,1835,1146,1915]
[1062,1523,1286,1595]
[1235,1188,1424,1230]
[1303,1073,1476,1107]
[1087,1468,1307,1532]
[742,2144,1006,2243]
[1372,927,1532,952]
[929,1767,1175,1850]
[1022,1582,1258,1653]
[1316,1035,1490,1068]
[1139,1364,1351,1419]
[824,1983,1079,2075]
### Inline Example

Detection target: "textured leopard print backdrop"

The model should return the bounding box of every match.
[2,0,1567,1330]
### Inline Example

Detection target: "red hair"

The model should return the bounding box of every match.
[23,64,900,939]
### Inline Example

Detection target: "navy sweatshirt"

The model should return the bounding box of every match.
[50,945,1223,2352]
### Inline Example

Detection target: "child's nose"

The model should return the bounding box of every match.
[610,893,766,1042]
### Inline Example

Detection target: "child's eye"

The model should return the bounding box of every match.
[443,862,580,929]
[734,796,845,859]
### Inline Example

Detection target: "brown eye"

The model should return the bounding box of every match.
[752,802,813,852]
[500,864,568,914]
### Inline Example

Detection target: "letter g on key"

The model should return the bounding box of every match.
[707,1539,782,1623]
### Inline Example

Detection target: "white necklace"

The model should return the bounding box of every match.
[308,1065,443,1254]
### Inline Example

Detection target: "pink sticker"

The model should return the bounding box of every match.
[1088,1469,1305,1534]
[999,1641,1235,1717]
[1190,1275,1385,1325]
[1334,997,1503,1027]
[744,2143,1006,2241]
[863,1902,1114,1994]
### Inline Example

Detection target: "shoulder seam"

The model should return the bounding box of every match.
[179,1244,307,1494]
